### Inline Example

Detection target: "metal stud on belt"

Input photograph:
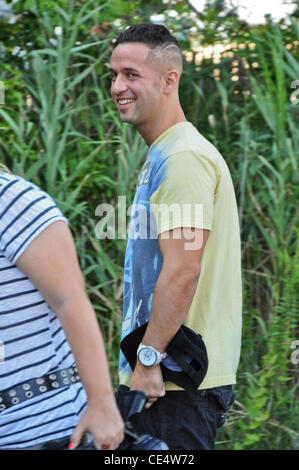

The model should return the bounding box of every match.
[0,366,81,412]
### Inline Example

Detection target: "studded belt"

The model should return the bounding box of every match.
[0,366,81,412]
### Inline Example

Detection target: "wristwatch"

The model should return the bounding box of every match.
[137,343,167,367]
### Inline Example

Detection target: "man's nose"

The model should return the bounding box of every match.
[111,74,127,94]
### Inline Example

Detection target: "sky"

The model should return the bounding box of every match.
[189,0,297,23]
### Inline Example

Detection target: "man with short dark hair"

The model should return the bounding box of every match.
[110,23,242,450]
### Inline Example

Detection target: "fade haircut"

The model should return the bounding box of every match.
[113,23,183,75]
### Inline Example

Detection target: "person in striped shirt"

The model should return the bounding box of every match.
[0,167,124,450]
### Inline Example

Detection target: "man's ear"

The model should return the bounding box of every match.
[163,69,180,95]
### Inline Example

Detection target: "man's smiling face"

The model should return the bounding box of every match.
[110,43,164,128]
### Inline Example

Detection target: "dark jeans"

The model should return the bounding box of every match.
[122,385,235,450]
[11,386,234,451]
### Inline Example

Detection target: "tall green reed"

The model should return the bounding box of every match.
[216,22,298,450]
[1,1,110,218]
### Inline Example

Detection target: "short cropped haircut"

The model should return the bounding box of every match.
[113,23,183,74]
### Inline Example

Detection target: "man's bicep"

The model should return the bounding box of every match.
[158,227,210,271]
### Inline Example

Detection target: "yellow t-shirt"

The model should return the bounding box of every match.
[119,122,242,390]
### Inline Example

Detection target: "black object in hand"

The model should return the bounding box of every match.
[116,388,169,450]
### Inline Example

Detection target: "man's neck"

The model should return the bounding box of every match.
[138,107,187,147]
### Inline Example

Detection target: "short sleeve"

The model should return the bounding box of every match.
[150,151,217,234]
[0,176,68,264]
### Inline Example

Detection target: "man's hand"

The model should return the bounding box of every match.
[130,361,165,408]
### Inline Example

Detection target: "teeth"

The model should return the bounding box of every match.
[118,99,135,105]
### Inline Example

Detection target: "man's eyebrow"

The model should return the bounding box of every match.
[109,67,140,73]
[123,67,140,73]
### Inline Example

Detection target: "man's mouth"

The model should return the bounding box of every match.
[117,98,136,105]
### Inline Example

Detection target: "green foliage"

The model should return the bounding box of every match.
[0,0,298,449]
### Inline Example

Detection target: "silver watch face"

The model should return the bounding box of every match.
[138,346,157,366]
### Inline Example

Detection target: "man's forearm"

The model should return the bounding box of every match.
[141,265,200,353]
[130,265,200,400]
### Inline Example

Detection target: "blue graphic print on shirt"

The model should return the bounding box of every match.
[119,146,169,376]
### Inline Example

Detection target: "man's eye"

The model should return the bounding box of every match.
[128,73,137,78]
[110,74,116,80]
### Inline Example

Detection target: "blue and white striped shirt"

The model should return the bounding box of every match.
[0,172,87,448]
